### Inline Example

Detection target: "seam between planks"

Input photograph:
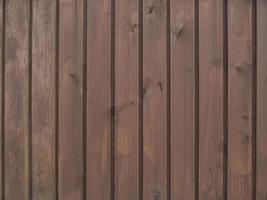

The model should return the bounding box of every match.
[55,0,59,199]
[82,0,87,199]
[194,0,199,199]
[223,0,228,199]
[139,0,143,199]
[252,0,257,199]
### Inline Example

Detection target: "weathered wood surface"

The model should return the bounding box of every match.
[199,0,224,199]
[170,0,195,199]
[0,0,265,199]
[32,0,57,199]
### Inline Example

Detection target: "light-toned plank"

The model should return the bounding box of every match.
[32,0,56,199]
[4,0,30,199]
[115,0,139,199]
[143,0,167,199]
[199,0,224,199]
[87,0,112,199]
[58,0,84,199]
[170,0,195,199]
[228,1,252,199]
[257,0,267,199]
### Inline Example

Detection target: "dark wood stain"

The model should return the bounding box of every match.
[0,0,265,199]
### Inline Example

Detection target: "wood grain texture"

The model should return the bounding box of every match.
[32,0,56,199]
[228,0,252,199]
[58,0,84,199]
[4,0,30,199]
[87,0,111,199]
[257,0,267,199]
[143,0,167,199]
[170,0,195,199]
[199,0,224,199]
[115,0,140,199]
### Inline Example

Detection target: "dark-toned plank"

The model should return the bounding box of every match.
[58,0,84,199]
[257,0,267,199]
[115,0,139,199]
[32,0,56,199]
[228,1,252,199]
[199,0,224,199]
[87,0,111,199]
[143,0,167,199]
[4,0,30,199]
[170,0,195,199]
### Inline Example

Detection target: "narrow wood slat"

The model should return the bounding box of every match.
[115,0,140,199]
[32,0,56,199]
[143,0,167,199]
[87,0,112,199]
[257,0,267,199]
[4,0,30,199]
[228,1,252,199]
[199,0,224,199]
[58,0,84,199]
[170,0,195,199]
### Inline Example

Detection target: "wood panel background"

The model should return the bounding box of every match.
[0,0,265,199]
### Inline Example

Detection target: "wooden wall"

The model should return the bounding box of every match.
[0,0,266,199]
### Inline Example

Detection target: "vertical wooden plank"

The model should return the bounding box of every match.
[4,0,30,199]
[170,0,195,199]
[257,0,267,199]
[58,0,84,199]
[199,0,224,199]
[115,0,139,199]
[87,0,111,199]
[228,0,252,199]
[143,0,167,199]
[32,0,56,199]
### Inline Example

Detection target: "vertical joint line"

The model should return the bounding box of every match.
[55,0,59,199]
[29,0,33,198]
[138,0,143,199]
[166,0,171,199]
[223,0,228,199]
[252,0,257,199]
[1,0,6,199]
[110,0,115,199]
[194,0,199,199]
[82,0,87,199]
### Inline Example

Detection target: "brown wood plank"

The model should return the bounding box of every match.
[228,1,252,199]
[143,0,167,199]
[114,0,140,199]
[58,0,84,199]
[32,0,56,199]
[257,0,267,199]
[170,0,195,199]
[87,0,112,199]
[4,0,30,199]
[199,0,224,199]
